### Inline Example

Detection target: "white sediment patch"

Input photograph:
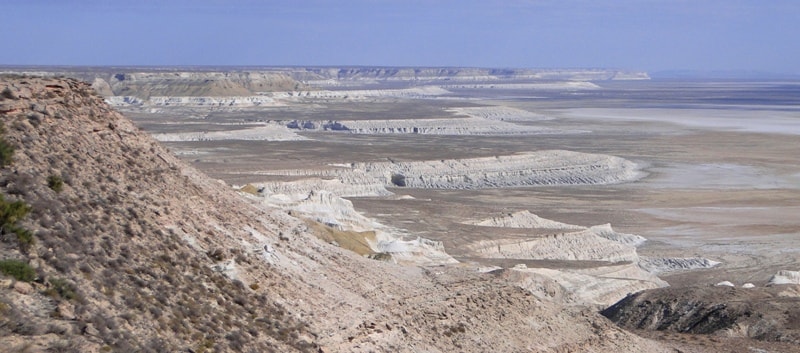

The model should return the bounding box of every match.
[638,257,720,274]
[510,263,667,306]
[441,81,601,90]
[253,175,391,199]
[464,210,584,230]
[768,270,800,285]
[589,224,647,247]
[459,210,717,305]
[465,229,640,263]
[107,95,284,107]
[256,150,645,190]
[560,107,800,136]
[446,106,552,122]
[355,150,644,189]
[372,234,458,265]
[152,124,308,142]
[242,178,456,266]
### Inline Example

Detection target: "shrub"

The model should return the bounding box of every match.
[1,87,13,100]
[47,175,64,193]
[0,195,34,250]
[0,259,36,282]
[45,277,78,301]
[8,225,34,251]
[0,137,13,167]
[390,173,406,187]
[0,195,30,225]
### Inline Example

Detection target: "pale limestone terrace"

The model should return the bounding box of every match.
[768,270,800,285]
[465,229,640,263]
[356,150,645,189]
[106,86,451,107]
[463,210,586,230]
[445,106,552,121]
[252,150,644,190]
[152,124,308,142]
[459,210,718,305]
[251,175,391,199]
[638,257,722,275]
[242,184,456,266]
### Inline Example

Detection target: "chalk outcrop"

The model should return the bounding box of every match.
[768,270,800,285]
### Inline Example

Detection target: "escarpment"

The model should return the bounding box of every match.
[0,76,669,352]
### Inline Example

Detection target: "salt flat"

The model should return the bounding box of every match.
[559,107,800,135]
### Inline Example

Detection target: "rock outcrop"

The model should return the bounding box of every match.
[768,270,800,285]
[602,285,800,344]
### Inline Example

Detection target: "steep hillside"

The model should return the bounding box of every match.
[0,76,668,352]
[602,285,800,345]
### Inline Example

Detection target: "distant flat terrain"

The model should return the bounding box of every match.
[111,75,800,290]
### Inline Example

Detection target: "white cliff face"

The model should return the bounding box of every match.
[465,229,640,263]
[446,106,552,122]
[152,124,308,142]
[464,210,585,230]
[768,270,800,285]
[460,211,720,305]
[256,150,644,190]
[242,178,457,266]
[353,150,644,189]
[638,257,721,274]
[107,86,449,106]
[589,224,648,247]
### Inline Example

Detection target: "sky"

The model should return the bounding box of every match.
[1,0,799,74]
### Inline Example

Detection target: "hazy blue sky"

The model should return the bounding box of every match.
[2,0,798,73]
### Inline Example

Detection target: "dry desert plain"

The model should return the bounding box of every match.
[4,68,800,352]
[115,76,800,291]
[45,68,800,350]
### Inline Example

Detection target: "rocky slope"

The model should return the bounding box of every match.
[602,284,800,345]
[0,76,673,352]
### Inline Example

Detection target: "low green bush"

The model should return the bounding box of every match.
[0,259,36,282]
[47,175,64,193]
[0,137,13,167]
[45,277,78,301]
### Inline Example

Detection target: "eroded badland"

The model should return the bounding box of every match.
[1,67,799,352]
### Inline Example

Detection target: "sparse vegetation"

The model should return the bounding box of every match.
[0,127,14,167]
[1,87,14,100]
[45,277,78,301]
[47,174,64,193]
[0,194,34,250]
[0,259,36,282]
